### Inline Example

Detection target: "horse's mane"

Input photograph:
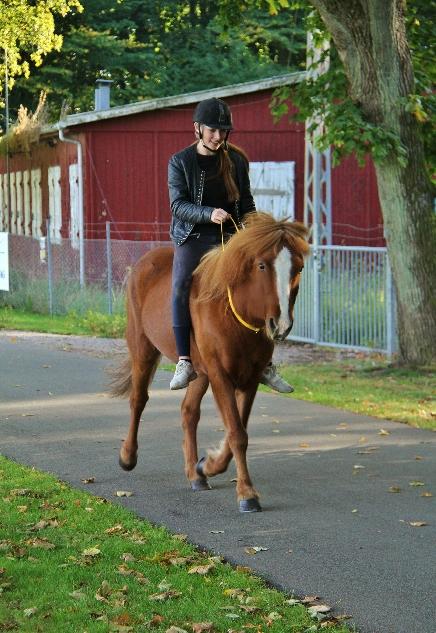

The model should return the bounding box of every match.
[193,212,309,303]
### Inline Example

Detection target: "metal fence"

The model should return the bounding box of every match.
[1,225,397,355]
[290,245,397,355]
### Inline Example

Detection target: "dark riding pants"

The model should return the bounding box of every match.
[172,233,221,357]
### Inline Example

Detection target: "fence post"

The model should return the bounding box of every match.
[385,254,396,358]
[106,221,113,315]
[312,246,321,343]
[46,218,53,316]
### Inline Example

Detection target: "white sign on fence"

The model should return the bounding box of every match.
[0,232,9,291]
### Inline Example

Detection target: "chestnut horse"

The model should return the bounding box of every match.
[112,212,309,512]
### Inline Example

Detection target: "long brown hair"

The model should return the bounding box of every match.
[218,142,249,203]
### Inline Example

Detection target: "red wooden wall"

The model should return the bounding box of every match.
[0,87,384,245]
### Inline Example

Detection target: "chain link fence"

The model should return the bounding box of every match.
[1,223,397,355]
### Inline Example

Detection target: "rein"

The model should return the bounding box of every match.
[220,219,262,334]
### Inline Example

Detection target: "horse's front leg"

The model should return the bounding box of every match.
[200,373,261,512]
[180,375,210,491]
[200,384,258,477]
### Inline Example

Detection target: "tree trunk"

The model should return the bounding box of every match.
[310,0,436,364]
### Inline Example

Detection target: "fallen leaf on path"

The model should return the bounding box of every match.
[81,477,95,484]
[388,486,402,493]
[299,442,310,448]
[308,604,331,614]
[409,481,425,487]
[244,546,269,555]
[420,492,432,498]
[357,447,379,454]
[378,429,390,436]
[115,491,133,497]
[415,455,424,460]
[209,530,224,534]
[409,521,428,527]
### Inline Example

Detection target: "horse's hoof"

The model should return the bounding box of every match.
[239,498,262,513]
[196,456,207,478]
[119,455,137,471]
[190,477,212,491]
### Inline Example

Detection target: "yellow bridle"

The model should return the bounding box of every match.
[221,219,262,334]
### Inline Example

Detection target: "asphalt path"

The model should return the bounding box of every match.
[0,333,435,633]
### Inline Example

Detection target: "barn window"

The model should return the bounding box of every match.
[48,165,62,242]
[31,168,42,237]
[249,161,295,220]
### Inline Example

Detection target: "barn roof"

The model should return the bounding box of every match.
[44,71,305,133]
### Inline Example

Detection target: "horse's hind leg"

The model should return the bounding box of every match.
[180,375,211,490]
[119,341,161,471]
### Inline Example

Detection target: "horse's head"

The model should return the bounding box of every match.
[193,212,309,338]
[239,242,305,340]
[263,245,304,340]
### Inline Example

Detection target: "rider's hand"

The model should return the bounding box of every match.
[211,208,230,224]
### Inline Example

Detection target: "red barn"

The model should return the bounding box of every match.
[0,73,384,247]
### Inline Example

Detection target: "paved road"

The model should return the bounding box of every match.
[0,333,435,633]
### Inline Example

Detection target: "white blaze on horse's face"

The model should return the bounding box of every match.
[274,246,293,339]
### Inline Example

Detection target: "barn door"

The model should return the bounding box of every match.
[48,165,62,242]
[249,161,295,220]
[69,163,80,249]
[31,169,42,237]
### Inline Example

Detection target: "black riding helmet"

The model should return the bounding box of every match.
[193,98,233,130]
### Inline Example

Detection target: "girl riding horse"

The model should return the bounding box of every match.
[169,97,294,393]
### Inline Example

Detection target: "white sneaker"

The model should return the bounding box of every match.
[260,363,294,393]
[170,360,197,390]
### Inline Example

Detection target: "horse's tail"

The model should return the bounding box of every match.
[109,357,132,398]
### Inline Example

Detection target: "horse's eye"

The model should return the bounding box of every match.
[258,262,266,271]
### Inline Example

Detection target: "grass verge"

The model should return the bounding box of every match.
[279,360,435,431]
[0,456,350,633]
[0,307,126,338]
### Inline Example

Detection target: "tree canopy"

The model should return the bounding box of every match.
[0,0,82,93]
[6,0,306,121]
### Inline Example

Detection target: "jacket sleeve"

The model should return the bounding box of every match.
[168,154,215,224]
[235,154,256,220]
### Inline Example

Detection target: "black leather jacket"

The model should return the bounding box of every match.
[168,144,256,245]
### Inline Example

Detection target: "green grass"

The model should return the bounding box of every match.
[0,457,350,633]
[278,360,435,431]
[0,306,126,338]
